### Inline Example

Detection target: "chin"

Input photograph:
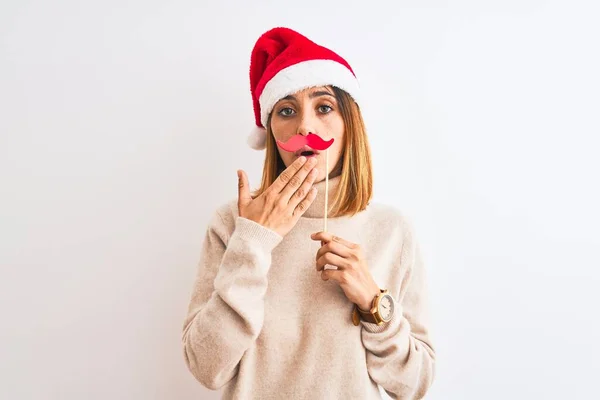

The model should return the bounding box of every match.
[315,173,327,183]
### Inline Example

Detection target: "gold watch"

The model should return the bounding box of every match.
[352,289,395,326]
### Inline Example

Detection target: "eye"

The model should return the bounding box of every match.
[278,107,295,117]
[318,105,333,114]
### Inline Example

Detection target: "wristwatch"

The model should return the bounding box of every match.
[352,289,395,326]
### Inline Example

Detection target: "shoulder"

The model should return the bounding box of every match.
[365,201,426,279]
[366,201,418,236]
[364,201,422,254]
[206,197,240,244]
[214,197,240,226]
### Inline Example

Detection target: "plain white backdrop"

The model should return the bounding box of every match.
[1,1,599,399]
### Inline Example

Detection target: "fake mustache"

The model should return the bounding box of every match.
[276,133,335,152]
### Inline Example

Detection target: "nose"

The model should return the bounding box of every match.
[297,126,312,137]
[296,109,316,136]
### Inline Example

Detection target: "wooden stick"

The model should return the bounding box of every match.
[324,148,329,233]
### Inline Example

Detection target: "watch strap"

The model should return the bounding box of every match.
[356,304,379,323]
[352,289,385,325]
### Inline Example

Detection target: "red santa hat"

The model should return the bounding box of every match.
[248,27,361,150]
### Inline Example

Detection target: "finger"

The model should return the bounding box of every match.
[311,231,335,244]
[287,165,319,209]
[321,268,345,283]
[331,235,358,249]
[292,186,318,218]
[278,156,318,204]
[316,252,350,271]
[315,240,353,262]
[237,170,252,210]
[270,156,309,194]
[311,232,358,250]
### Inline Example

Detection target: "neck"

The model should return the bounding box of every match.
[302,174,342,219]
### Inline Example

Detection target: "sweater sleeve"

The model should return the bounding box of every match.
[360,222,436,400]
[181,209,283,390]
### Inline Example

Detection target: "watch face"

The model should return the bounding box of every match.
[378,294,394,322]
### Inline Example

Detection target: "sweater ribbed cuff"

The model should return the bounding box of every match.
[232,216,283,251]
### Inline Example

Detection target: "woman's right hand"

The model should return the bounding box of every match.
[237,156,319,237]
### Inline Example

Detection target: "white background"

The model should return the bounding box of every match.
[1,1,599,399]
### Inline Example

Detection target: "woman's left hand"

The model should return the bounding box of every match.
[311,231,381,311]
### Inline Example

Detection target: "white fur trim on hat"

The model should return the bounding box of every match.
[258,59,360,128]
[247,125,267,150]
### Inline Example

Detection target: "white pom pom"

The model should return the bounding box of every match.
[247,125,267,150]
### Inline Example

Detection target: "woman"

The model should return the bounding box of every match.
[182,27,436,399]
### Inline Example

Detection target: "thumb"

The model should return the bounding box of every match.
[237,170,252,209]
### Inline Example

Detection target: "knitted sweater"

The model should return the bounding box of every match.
[182,174,436,399]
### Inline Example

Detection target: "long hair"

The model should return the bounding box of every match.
[251,86,373,218]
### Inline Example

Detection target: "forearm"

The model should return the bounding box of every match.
[361,302,435,399]
[182,216,282,389]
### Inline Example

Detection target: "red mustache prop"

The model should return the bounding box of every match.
[276,133,334,152]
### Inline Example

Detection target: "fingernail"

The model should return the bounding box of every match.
[299,156,306,163]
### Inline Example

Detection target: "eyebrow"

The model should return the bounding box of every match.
[281,90,336,102]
